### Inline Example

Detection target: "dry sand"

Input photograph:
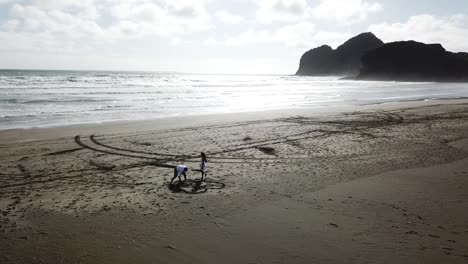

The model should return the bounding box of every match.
[1,101,468,263]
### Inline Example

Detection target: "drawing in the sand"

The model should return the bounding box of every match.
[170,164,188,185]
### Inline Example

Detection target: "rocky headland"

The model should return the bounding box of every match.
[296,32,384,76]
[296,32,468,82]
[357,41,468,82]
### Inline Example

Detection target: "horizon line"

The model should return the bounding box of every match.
[0,68,292,76]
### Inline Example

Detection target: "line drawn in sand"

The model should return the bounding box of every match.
[168,178,225,194]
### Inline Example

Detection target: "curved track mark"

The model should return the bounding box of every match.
[75,135,174,168]
[91,134,192,159]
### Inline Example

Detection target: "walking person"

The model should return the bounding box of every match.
[170,164,188,185]
[200,152,208,181]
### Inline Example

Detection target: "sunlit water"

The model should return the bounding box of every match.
[1,70,467,130]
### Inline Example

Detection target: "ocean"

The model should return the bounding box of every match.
[1,69,467,130]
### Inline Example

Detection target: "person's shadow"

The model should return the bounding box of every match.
[168,178,225,194]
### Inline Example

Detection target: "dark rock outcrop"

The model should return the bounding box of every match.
[357,41,468,82]
[296,32,384,76]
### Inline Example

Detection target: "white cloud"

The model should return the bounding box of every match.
[0,0,214,53]
[226,29,273,46]
[313,31,353,48]
[9,3,105,38]
[2,19,19,31]
[255,0,310,23]
[107,0,212,35]
[226,21,318,48]
[369,14,468,51]
[203,37,219,46]
[274,21,316,47]
[215,10,246,25]
[312,0,383,24]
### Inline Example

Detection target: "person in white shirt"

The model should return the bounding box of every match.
[170,164,188,185]
[200,152,207,180]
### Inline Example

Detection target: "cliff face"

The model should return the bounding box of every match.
[357,41,468,82]
[296,32,384,76]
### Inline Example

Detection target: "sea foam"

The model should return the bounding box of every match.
[1,70,467,130]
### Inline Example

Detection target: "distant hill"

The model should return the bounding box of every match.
[295,32,384,76]
[357,41,468,82]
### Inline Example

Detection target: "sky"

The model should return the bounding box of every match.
[0,0,467,74]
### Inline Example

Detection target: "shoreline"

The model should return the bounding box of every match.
[1,99,468,263]
[2,98,468,143]
[3,69,468,134]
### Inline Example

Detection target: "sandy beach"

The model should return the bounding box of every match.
[1,100,468,263]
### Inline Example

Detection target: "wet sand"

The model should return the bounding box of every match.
[1,101,468,263]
